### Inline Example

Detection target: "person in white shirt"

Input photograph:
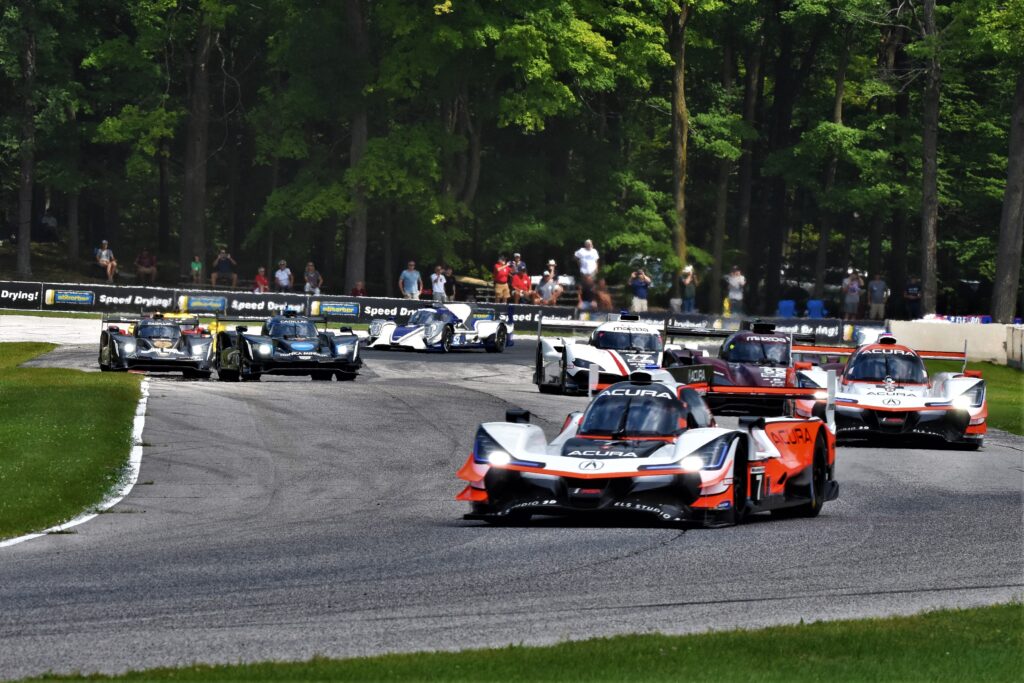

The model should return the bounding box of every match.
[430,265,447,303]
[574,239,600,276]
[274,260,293,291]
[725,265,746,315]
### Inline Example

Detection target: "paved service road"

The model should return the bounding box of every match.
[1,340,1022,679]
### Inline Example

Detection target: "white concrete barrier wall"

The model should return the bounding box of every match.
[887,320,1009,364]
[1007,325,1024,369]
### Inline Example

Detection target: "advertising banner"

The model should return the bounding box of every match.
[0,281,42,310]
[41,283,175,312]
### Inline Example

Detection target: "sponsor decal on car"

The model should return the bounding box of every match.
[569,450,639,458]
[605,387,675,399]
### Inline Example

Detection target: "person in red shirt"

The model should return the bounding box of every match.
[252,266,270,293]
[511,264,531,304]
[493,255,513,303]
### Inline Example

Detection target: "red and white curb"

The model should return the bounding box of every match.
[0,378,150,549]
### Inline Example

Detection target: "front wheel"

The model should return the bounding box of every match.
[780,438,827,518]
[311,371,333,381]
[335,371,357,382]
[217,369,239,382]
[440,326,454,353]
[486,325,507,353]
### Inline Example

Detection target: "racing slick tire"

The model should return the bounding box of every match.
[335,371,357,381]
[217,367,239,382]
[184,370,211,380]
[730,438,749,525]
[775,434,827,519]
[485,325,508,353]
[311,371,334,381]
[558,351,570,395]
[440,325,454,353]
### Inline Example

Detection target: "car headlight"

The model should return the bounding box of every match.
[122,342,136,354]
[573,358,594,369]
[425,321,445,341]
[335,343,352,355]
[953,382,985,410]
[682,434,733,470]
[798,376,819,389]
[474,429,511,465]
[488,451,512,466]
[257,343,273,355]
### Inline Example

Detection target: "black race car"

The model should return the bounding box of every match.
[98,313,214,378]
[213,311,362,381]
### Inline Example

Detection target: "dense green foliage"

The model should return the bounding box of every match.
[0,342,140,539]
[0,1,1020,313]
[31,604,1024,682]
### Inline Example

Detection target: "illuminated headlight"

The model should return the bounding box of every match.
[956,382,986,409]
[335,344,352,355]
[257,343,273,355]
[425,321,445,341]
[488,451,512,466]
[573,358,594,369]
[122,342,136,353]
[474,429,510,465]
[813,390,828,400]
[952,395,971,410]
[678,455,705,472]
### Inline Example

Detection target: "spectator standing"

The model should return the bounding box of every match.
[443,265,457,301]
[430,265,447,303]
[867,273,888,320]
[681,265,699,313]
[190,255,203,284]
[903,276,923,319]
[544,259,564,304]
[211,247,238,287]
[253,266,270,293]
[351,281,367,297]
[511,252,527,274]
[841,269,864,321]
[274,260,294,291]
[398,261,423,300]
[303,262,323,295]
[134,248,158,283]
[574,239,600,277]
[493,255,513,303]
[96,240,117,282]
[511,264,531,304]
[577,275,598,313]
[725,265,746,315]
[629,268,652,313]
[595,278,614,311]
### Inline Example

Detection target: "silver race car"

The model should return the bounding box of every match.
[367,303,512,352]
[98,313,213,378]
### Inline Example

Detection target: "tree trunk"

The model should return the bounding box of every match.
[919,0,940,315]
[736,29,764,271]
[157,139,170,256]
[180,21,213,276]
[16,10,36,279]
[344,0,369,292]
[991,71,1024,322]
[382,207,394,297]
[67,192,79,262]
[814,40,849,297]
[670,5,691,296]
[709,43,734,313]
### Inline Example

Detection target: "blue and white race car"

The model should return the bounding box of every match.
[367,303,512,353]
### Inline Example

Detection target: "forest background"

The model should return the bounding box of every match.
[1,0,1021,319]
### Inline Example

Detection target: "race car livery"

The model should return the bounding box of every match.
[213,311,362,381]
[791,335,987,448]
[460,366,839,526]
[367,303,511,353]
[98,313,213,378]
[662,322,819,416]
[534,315,666,394]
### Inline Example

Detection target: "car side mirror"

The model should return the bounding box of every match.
[794,361,813,370]
[235,325,248,334]
[505,408,531,424]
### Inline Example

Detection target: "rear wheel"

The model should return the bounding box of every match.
[486,325,507,353]
[730,440,748,525]
[782,437,827,518]
[440,326,454,353]
[558,351,570,394]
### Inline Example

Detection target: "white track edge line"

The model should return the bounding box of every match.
[0,378,150,549]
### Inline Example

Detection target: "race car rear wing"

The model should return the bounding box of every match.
[535,316,603,339]
[792,339,968,370]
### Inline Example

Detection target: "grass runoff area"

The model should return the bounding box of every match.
[927,360,1024,435]
[26,604,1023,682]
[0,343,140,539]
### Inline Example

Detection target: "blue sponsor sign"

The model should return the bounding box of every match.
[45,288,95,306]
[312,300,360,317]
[178,294,227,313]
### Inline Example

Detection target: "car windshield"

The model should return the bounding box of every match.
[409,310,439,325]
[846,353,927,383]
[138,325,180,340]
[267,320,319,338]
[579,385,684,437]
[593,331,663,352]
[722,338,789,365]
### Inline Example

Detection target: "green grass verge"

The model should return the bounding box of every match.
[0,343,141,539]
[27,603,1023,682]
[926,360,1024,435]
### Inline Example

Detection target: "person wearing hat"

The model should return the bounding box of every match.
[274,259,294,292]
[493,254,513,304]
[681,265,699,313]
[511,252,527,274]
[511,263,532,304]
[725,265,745,315]
[541,260,563,304]
[95,240,117,282]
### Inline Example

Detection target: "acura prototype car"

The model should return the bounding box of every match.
[459,365,839,526]
[213,311,362,381]
[98,313,213,378]
[791,335,987,448]
[367,303,511,352]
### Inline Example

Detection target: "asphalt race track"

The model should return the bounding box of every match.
[1,330,1022,678]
